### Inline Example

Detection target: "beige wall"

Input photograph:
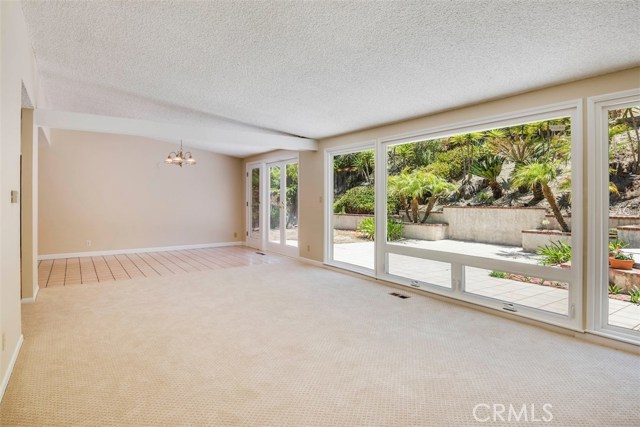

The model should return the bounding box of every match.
[1,1,42,397]
[39,130,244,255]
[20,109,37,300]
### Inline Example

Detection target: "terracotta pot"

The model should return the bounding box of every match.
[608,258,635,270]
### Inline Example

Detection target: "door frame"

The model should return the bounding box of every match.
[245,161,264,250]
[245,155,299,257]
[324,142,377,275]
[587,88,640,345]
[265,158,299,257]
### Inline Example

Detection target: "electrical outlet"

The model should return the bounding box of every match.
[319,196,322,203]
[234,232,238,238]
[86,240,92,247]
[307,244,311,252]
[2,333,5,352]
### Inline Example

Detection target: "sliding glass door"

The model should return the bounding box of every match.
[326,146,375,273]
[267,159,299,256]
[246,163,262,250]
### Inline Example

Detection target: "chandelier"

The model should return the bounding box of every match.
[164,140,196,167]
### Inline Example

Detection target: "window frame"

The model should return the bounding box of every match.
[324,100,584,331]
[587,89,640,345]
[324,141,377,276]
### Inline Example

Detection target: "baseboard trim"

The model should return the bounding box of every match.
[0,334,24,402]
[38,242,244,260]
[21,285,40,304]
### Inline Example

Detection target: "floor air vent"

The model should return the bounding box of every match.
[256,251,266,256]
[389,292,410,299]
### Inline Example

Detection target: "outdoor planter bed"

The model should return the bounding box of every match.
[608,266,640,294]
[333,214,373,231]
[521,229,571,252]
[443,206,546,246]
[616,225,640,247]
[403,223,448,241]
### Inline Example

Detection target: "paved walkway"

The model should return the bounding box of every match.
[334,239,640,331]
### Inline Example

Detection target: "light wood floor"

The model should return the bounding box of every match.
[38,246,276,287]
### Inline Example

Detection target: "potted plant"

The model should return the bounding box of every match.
[609,250,635,270]
[608,239,628,257]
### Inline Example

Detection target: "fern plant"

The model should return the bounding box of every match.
[536,241,572,266]
[608,283,622,295]
[357,218,404,241]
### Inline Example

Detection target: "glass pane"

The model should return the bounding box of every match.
[606,105,640,331]
[285,163,299,247]
[387,254,451,288]
[250,168,260,239]
[386,117,573,272]
[269,165,281,243]
[465,267,568,315]
[332,150,375,270]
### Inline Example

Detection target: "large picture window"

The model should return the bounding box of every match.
[324,102,583,330]
[383,116,576,317]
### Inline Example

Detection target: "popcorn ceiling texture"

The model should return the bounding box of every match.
[22,1,640,148]
[0,259,638,426]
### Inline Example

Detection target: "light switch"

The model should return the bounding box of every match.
[10,190,19,204]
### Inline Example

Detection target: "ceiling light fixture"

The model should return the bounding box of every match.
[164,140,196,167]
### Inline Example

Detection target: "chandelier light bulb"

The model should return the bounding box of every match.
[164,140,195,167]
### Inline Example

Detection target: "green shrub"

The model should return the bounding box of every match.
[489,271,508,279]
[536,241,572,266]
[387,219,404,241]
[608,239,628,252]
[608,283,622,295]
[611,250,634,260]
[357,217,375,239]
[333,186,374,214]
[424,162,454,180]
[357,218,404,241]
[630,287,640,305]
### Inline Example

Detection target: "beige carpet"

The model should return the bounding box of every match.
[1,257,638,426]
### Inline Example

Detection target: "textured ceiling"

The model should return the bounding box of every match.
[22,0,640,156]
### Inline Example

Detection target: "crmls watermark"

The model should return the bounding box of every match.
[472,403,553,423]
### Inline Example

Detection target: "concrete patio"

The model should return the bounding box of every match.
[333,238,640,331]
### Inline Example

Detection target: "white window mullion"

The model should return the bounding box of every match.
[374,138,386,278]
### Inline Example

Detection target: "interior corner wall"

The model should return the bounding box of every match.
[20,109,36,300]
[1,1,41,397]
[38,130,244,256]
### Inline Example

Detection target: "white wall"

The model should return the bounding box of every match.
[0,1,43,398]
